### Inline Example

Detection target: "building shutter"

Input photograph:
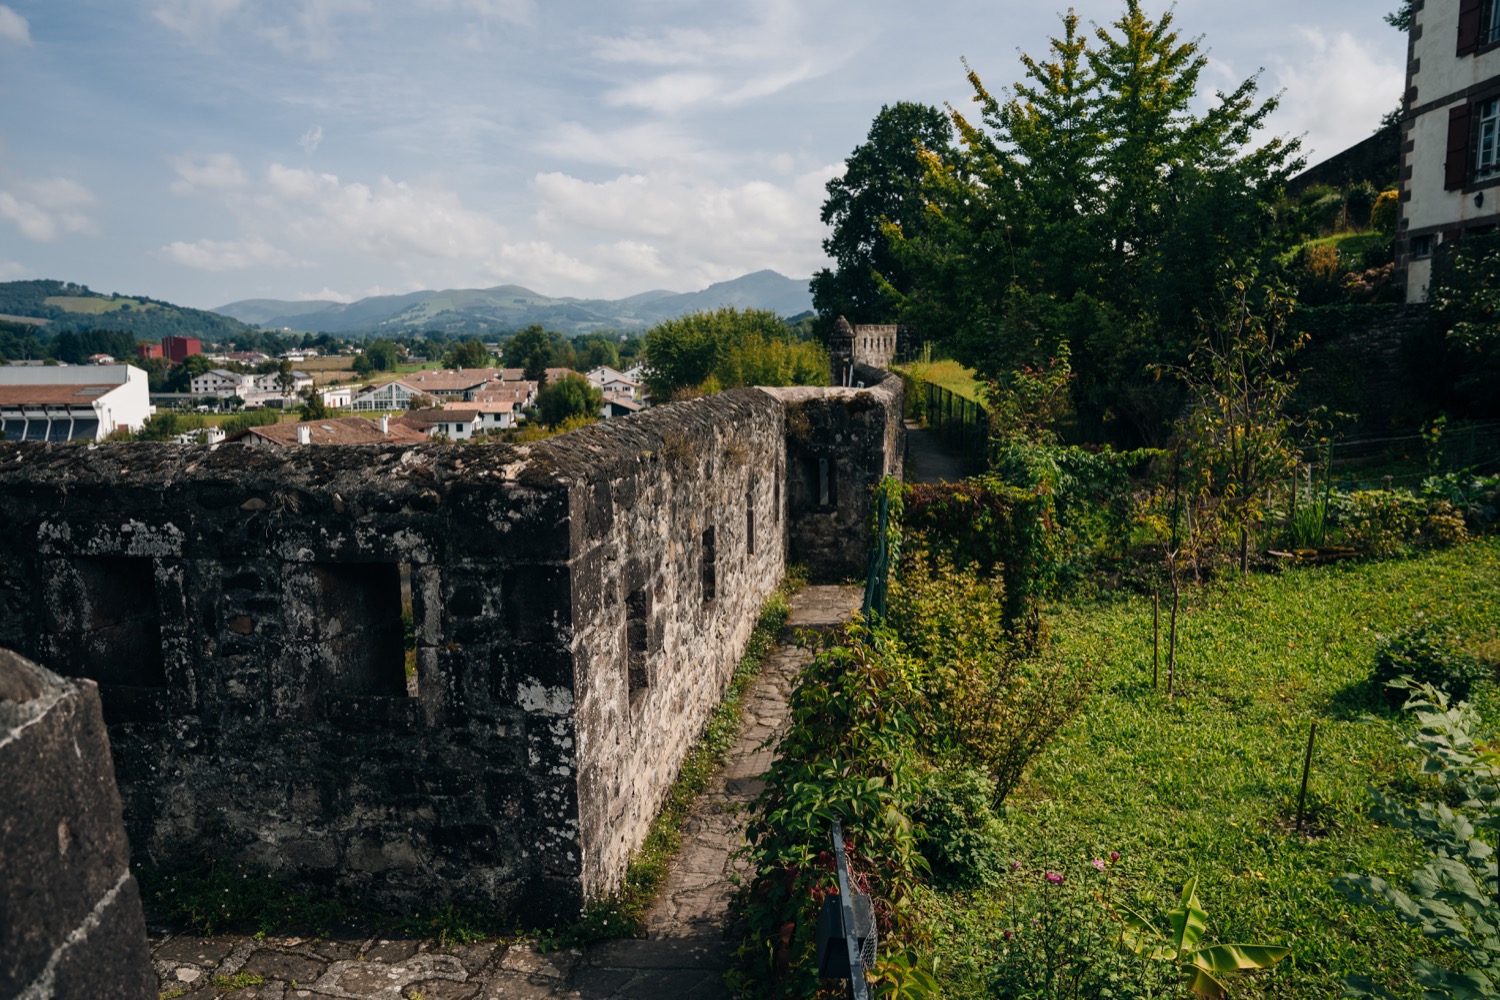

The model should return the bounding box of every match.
[1460,0,1484,55]
[1447,104,1474,189]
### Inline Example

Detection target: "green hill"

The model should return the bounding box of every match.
[0,279,251,342]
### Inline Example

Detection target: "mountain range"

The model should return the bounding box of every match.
[214,270,814,336]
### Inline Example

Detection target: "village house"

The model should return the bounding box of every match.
[227,415,428,447]
[1398,0,1500,299]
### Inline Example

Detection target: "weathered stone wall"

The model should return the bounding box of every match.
[768,367,905,581]
[1,649,155,1000]
[0,381,903,922]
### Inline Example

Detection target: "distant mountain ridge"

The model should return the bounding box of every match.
[213,270,814,335]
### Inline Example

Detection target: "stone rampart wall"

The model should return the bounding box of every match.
[0,375,903,921]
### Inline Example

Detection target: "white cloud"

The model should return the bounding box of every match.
[162,237,307,271]
[534,121,718,170]
[591,0,837,114]
[0,176,98,242]
[530,165,835,287]
[1267,28,1405,162]
[299,125,325,155]
[415,0,534,25]
[264,164,513,260]
[169,153,249,196]
[152,0,244,43]
[294,286,355,303]
[0,4,30,45]
[0,260,27,280]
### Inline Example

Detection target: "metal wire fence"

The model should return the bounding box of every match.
[922,382,991,471]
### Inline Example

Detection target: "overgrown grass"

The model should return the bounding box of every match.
[898,359,986,403]
[933,538,1500,998]
[546,567,807,947]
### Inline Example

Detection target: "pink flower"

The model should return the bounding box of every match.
[1003,930,1013,940]
[1011,862,1022,871]
[1045,872,1064,884]
[1110,852,1120,862]
[1091,858,1106,871]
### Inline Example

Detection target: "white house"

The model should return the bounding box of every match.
[0,364,153,441]
[448,399,516,431]
[175,426,227,445]
[191,369,246,398]
[1398,0,1500,300]
[398,408,483,440]
[318,385,353,409]
[586,366,641,399]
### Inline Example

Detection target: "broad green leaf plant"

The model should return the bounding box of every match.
[1339,681,1500,999]
[1117,877,1291,998]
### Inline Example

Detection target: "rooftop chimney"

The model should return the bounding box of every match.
[296,425,311,446]
[379,415,390,434]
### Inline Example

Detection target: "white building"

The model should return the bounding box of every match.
[0,365,153,441]
[586,366,641,399]
[191,369,245,398]
[318,385,353,409]
[1398,0,1500,300]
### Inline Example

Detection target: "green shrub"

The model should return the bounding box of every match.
[1372,617,1489,703]
[1330,489,1462,558]
[988,857,1167,1000]
[911,766,1004,889]
[887,547,1096,802]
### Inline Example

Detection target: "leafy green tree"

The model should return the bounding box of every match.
[889,3,1301,445]
[369,339,401,370]
[299,390,330,421]
[502,324,555,382]
[442,338,492,369]
[1429,233,1500,417]
[574,334,621,371]
[642,308,829,400]
[811,102,953,326]
[536,373,602,427]
[164,353,215,393]
[1385,1,1414,31]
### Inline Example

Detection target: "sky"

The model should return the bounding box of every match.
[0,0,1407,311]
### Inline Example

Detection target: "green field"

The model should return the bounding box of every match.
[43,295,159,315]
[934,539,1500,997]
[897,358,987,402]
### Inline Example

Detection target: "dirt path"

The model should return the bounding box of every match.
[903,419,970,484]
[151,587,860,1000]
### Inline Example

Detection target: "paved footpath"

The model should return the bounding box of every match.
[151,586,859,1000]
[903,419,969,485]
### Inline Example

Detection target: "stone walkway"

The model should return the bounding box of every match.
[150,586,859,1000]
[903,419,969,485]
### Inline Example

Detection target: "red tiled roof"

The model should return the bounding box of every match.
[394,368,509,394]
[0,385,116,407]
[235,417,429,446]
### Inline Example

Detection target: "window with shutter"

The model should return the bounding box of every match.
[1449,105,1475,189]
[1478,99,1500,180]
[1461,0,1484,55]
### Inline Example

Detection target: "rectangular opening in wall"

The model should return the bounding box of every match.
[72,556,166,687]
[746,491,756,556]
[701,527,717,602]
[626,586,650,703]
[400,563,418,698]
[312,562,409,698]
[774,473,781,524]
[802,455,836,510]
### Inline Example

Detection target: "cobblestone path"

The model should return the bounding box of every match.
[151,586,859,1000]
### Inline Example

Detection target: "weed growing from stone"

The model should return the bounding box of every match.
[211,972,265,990]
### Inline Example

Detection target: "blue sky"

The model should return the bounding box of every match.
[0,1,1406,310]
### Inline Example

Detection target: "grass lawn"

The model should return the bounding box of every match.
[934,538,1500,998]
[898,359,986,402]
